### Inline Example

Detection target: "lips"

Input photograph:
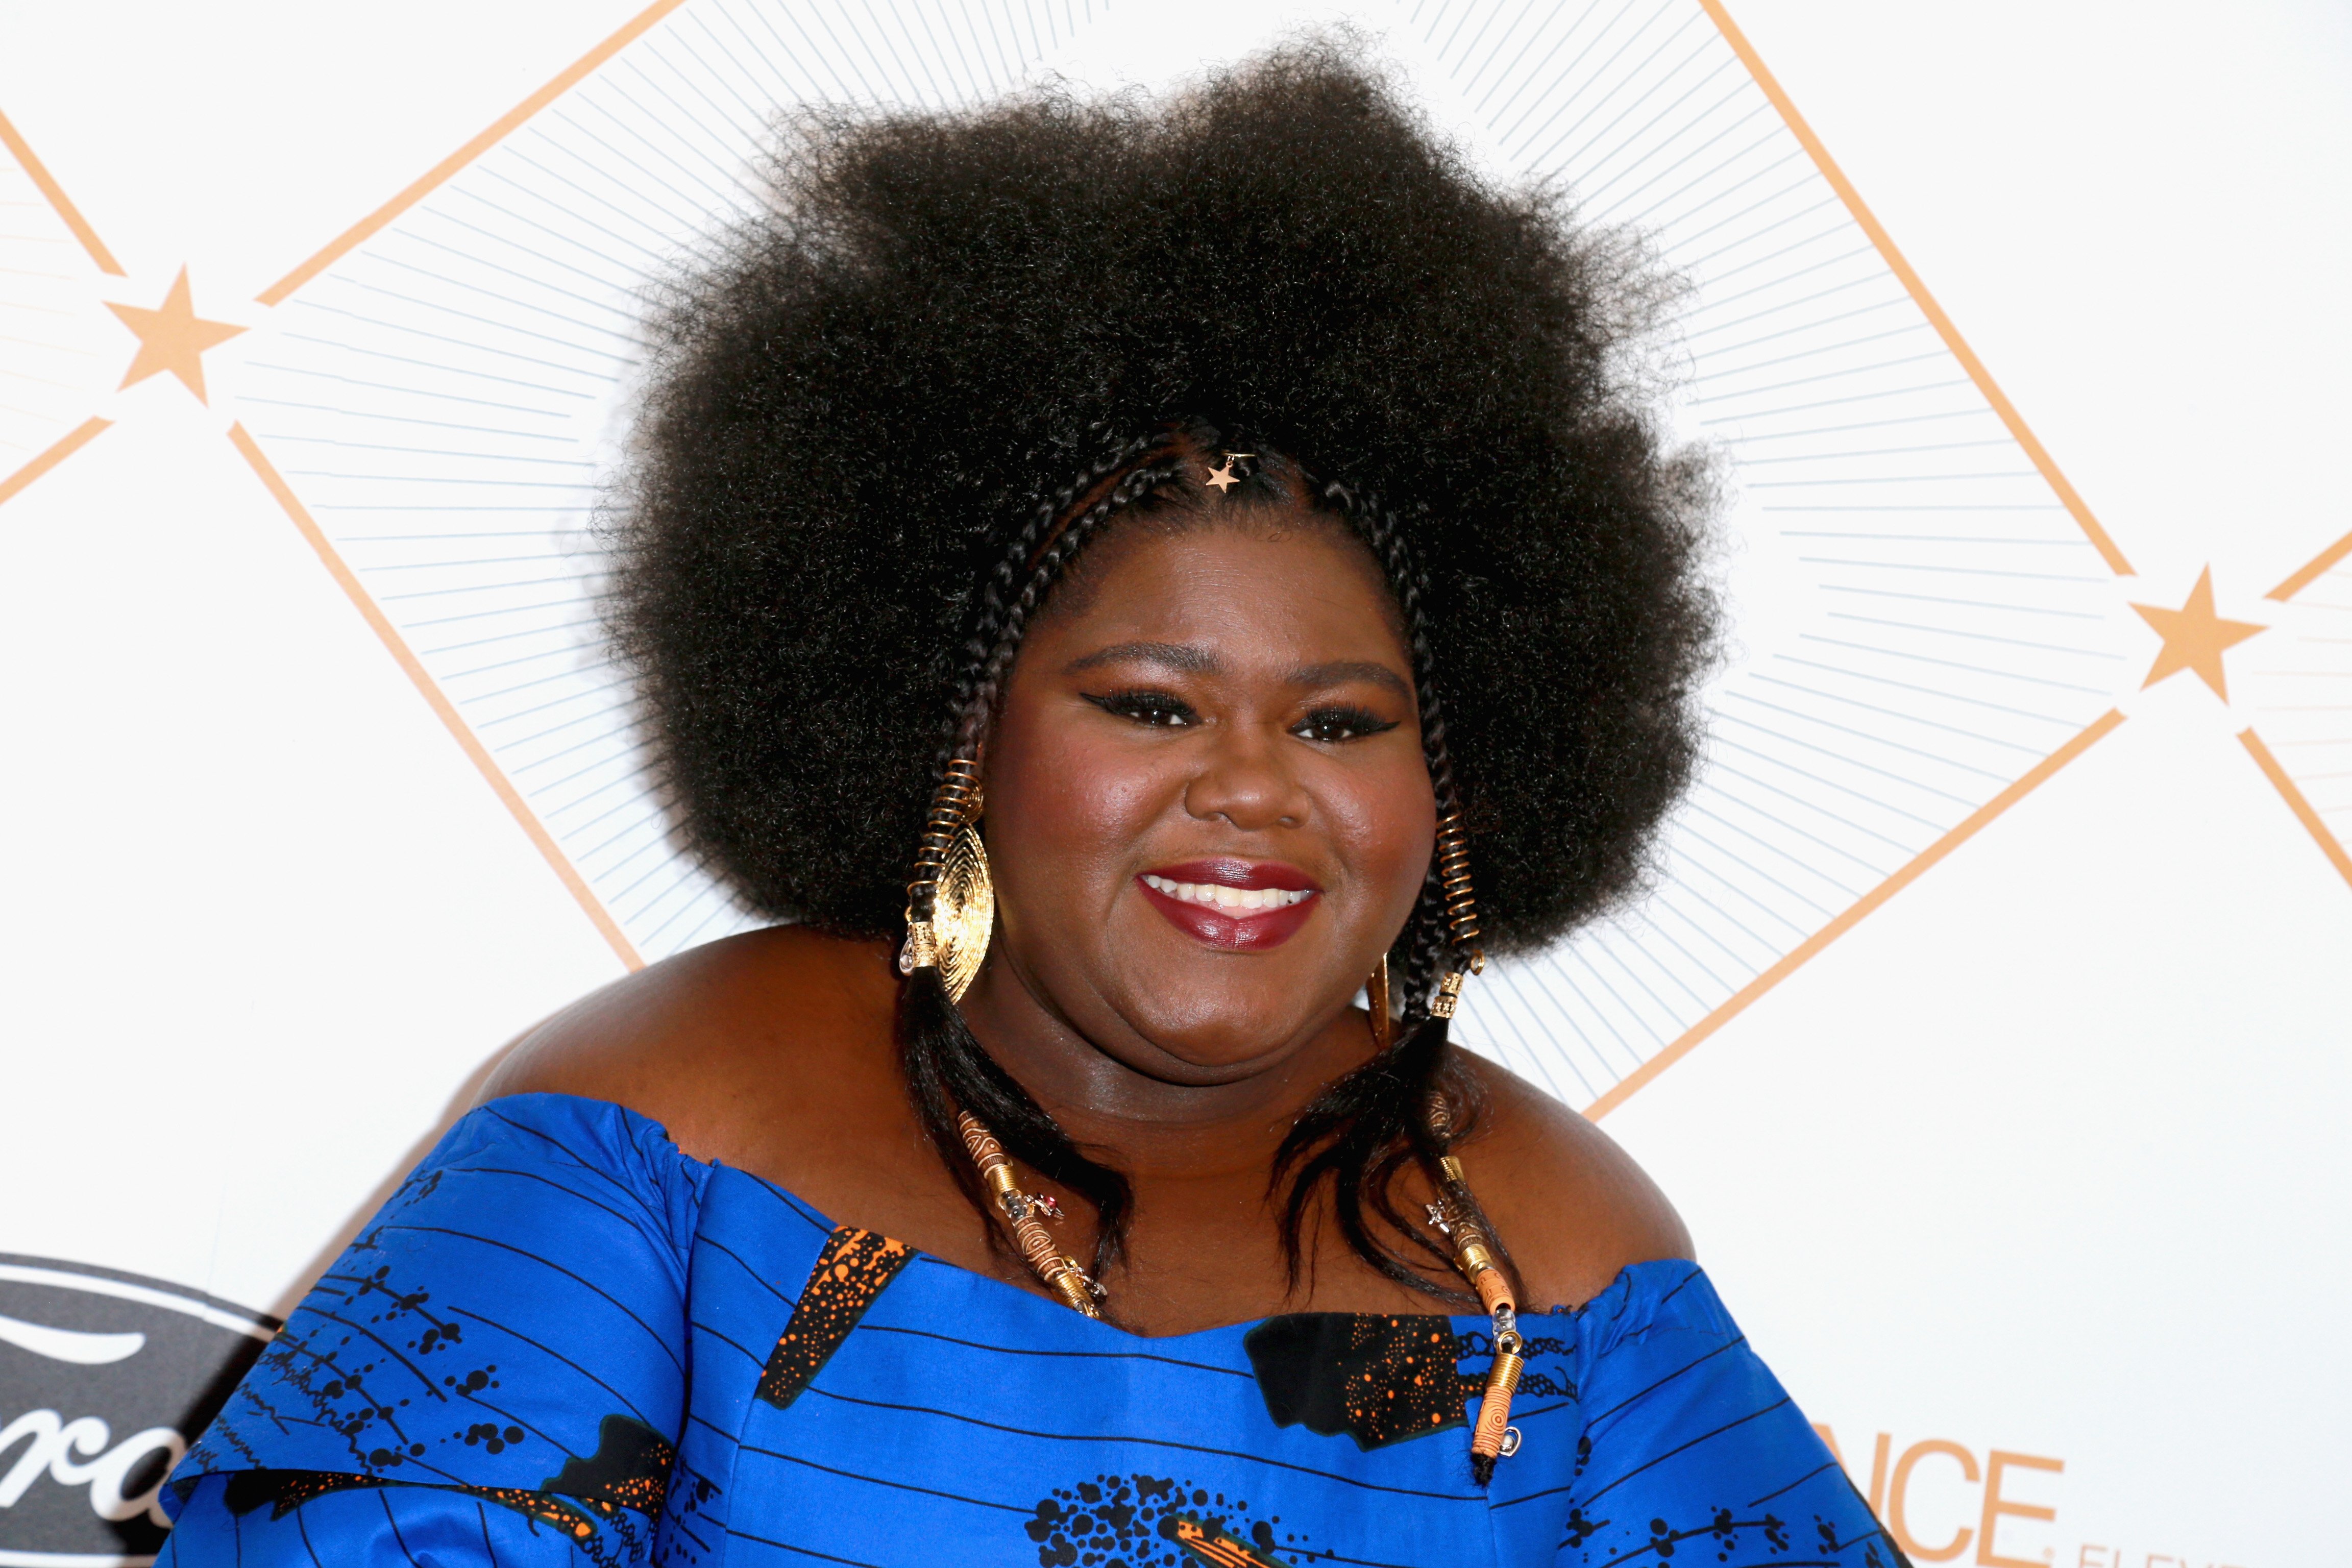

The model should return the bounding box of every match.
[1136,859,1321,951]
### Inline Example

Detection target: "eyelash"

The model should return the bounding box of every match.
[1082,690,1399,744]
[1293,706,1399,744]
[1085,689,1198,727]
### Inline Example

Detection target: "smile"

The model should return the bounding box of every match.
[1139,875,1314,911]
[1135,860,1321,951]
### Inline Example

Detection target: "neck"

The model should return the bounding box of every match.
[953,954,1374,1175]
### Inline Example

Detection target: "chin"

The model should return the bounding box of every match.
[1115,988,1326,1077]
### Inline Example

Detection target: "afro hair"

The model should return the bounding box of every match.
[615,40,1718,954]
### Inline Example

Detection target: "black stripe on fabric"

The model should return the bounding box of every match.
[734,1167,839,1241]
[375,1487,425,1567]
[476,1496,503,1568]
[1651,1265,1701,1312]
[290,1309,445,1407]
[1747,1457,1840,1507]
[453,1388,566,1455]
[1581,1395,1793,1504]
[725,1525,887,1566]
[1828,1470,1904,1559]
[663,1503,715,1556]
[460,1163,653,1234]
[263,1315,417,1405]
[1492,1395,1793,1512]
[799,1385,1482,1501]
[370,1452,474,1490]
[448,1305,656,1429]
[373,1223,685,1374]
[736,1440,1028,1513]
[480,1102,653,1211]
[293,1499,327,1568]
[855,1321,1254,1379]
[1505,1399,1576,1423]
[1583,1336,1748,1435]
[699,1232,801,1311]
[691,1315,768,1368]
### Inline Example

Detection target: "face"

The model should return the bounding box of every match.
[971,508,1437,1086]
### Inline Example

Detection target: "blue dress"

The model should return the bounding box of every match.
[160,1094,1897,1567]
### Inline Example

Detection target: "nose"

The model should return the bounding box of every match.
[1183,721,1310,831]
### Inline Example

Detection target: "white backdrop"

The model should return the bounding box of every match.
[2,3,2346,1565]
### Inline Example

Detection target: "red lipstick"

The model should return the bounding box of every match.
[1136,859,1321,951]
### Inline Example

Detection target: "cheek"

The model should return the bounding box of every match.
[986,709,1170,905]
[1329,758,1438,915]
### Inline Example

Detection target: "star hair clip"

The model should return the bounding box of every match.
[1204,451,1255,494]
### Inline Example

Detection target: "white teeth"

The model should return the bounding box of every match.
[1142,874,1313,912]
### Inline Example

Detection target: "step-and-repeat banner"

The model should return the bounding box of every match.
[4,1,2346,1563]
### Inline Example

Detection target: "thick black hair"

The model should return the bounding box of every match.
[616,42,1717,1309]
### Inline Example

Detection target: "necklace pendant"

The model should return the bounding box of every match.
[1032,1193,1062,1221]
[1425,1201,1453,1235]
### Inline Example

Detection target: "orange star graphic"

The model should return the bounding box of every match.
[2129,565,2265,701]
[106,266,244,404]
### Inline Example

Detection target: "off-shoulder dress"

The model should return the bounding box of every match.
[160,1093,1898,1567]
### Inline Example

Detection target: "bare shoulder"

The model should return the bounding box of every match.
[479,925,904,1172]
[1450,1052,1694,1311]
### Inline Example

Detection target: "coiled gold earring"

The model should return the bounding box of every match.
[901,758,995,1002]
[1430,810,1485,1017]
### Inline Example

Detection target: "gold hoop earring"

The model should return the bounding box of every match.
[1366,954,1393,1054]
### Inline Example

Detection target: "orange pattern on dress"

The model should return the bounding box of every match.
[1172,1515,1285,1567]
[756,1226,916,1409]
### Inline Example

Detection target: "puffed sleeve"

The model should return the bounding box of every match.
[159,1094,712,1567]
[1556,1264,1902,1568]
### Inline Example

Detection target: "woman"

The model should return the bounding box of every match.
[160,46,1898,1568]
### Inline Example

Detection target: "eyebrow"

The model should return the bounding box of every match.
[1065,641,1219,675]
[1065,642,1412,698]
[1290,659,1412,699]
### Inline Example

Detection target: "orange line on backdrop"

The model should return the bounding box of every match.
[2265,527,2352,603]
[256,0,690,306]
[2238,727,2352,889]
[226,423,645,971]
[0,106,126,276]
[1586,707,2126,1120]
[1695,0,2136,579]
[0,416,112,509]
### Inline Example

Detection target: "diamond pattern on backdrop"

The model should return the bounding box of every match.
[0,111,127,503]
[2236,533,2352,886]
[225,0,2151,1109]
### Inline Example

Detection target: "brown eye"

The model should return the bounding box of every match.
[1292,706,1399,744]
[1083,690,1197,727]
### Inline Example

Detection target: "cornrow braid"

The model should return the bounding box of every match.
[900,435,1186,1279]
[1270,480,1518,1308]
[944,431,1166,759]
